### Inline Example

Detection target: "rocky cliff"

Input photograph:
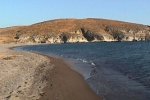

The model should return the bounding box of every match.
[0,18,150,44]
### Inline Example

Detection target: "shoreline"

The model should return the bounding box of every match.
[39,56,101,100]
[0,43,101,100]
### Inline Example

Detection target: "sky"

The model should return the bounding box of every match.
[0,0,150,28]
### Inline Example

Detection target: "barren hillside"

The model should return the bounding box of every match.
[0,18,150,43]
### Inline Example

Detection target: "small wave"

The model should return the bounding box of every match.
[76,58,96,67]
[91,62,96,66]
[76,58,88,63]
[82,59,88,63]
[76,58,82,61]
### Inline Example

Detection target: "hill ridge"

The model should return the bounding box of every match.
[0,18,149,43]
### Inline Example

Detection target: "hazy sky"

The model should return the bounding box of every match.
[0,0,149,27]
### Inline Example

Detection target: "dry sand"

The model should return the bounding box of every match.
[0,44,101,100]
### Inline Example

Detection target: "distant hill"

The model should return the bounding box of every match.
[0,18,150,43]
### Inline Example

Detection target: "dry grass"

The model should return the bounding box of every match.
[0,18,148,43]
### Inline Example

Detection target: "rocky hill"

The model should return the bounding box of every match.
[0,18,150,44]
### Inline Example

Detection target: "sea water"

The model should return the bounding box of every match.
[16,42,150,100]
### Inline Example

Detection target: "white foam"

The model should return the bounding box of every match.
[91,62,96,66]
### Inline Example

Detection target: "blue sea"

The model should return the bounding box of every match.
[16,42,150,100]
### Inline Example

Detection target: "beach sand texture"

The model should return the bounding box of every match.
[0,44,100,100]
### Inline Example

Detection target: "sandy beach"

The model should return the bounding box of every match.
[0,44,101,100]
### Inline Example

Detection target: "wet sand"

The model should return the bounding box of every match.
[0,44,101,100]
[39,57,100,100]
